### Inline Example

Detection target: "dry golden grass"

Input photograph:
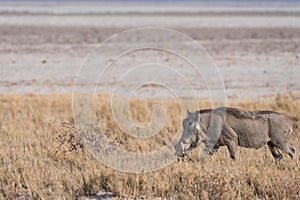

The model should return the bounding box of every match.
[0,93,299,199]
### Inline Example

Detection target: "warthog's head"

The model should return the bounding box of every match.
[172,110,203,157]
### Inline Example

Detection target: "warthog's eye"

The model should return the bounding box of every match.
[189,121,193,126]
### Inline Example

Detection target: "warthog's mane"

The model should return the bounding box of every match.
[199,107,278,120]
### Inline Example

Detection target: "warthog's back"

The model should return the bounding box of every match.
[200,107,292,149]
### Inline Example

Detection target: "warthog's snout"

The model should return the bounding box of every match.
[173,141,191,158]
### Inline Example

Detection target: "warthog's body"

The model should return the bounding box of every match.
[174,107,295,161]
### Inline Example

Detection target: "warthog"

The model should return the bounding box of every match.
[173,107,295,162]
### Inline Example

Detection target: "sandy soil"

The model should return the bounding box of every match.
[0,6,299,101]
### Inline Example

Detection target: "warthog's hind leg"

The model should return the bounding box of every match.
[289,146,295,155]
[279,143,295,159]
[267,141,282,162]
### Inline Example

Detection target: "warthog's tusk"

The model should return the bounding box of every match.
[195,122,201,132]
[169,140,175,148]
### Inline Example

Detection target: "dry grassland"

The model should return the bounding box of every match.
[0,93,299,199]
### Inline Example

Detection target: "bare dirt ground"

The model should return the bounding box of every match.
[0,11,299,101]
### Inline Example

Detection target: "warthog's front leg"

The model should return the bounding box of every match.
[200,115,224,159]
[223,126,239,160]
[224,141,238,160]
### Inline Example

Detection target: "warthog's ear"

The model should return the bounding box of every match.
[187,109,191,116]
